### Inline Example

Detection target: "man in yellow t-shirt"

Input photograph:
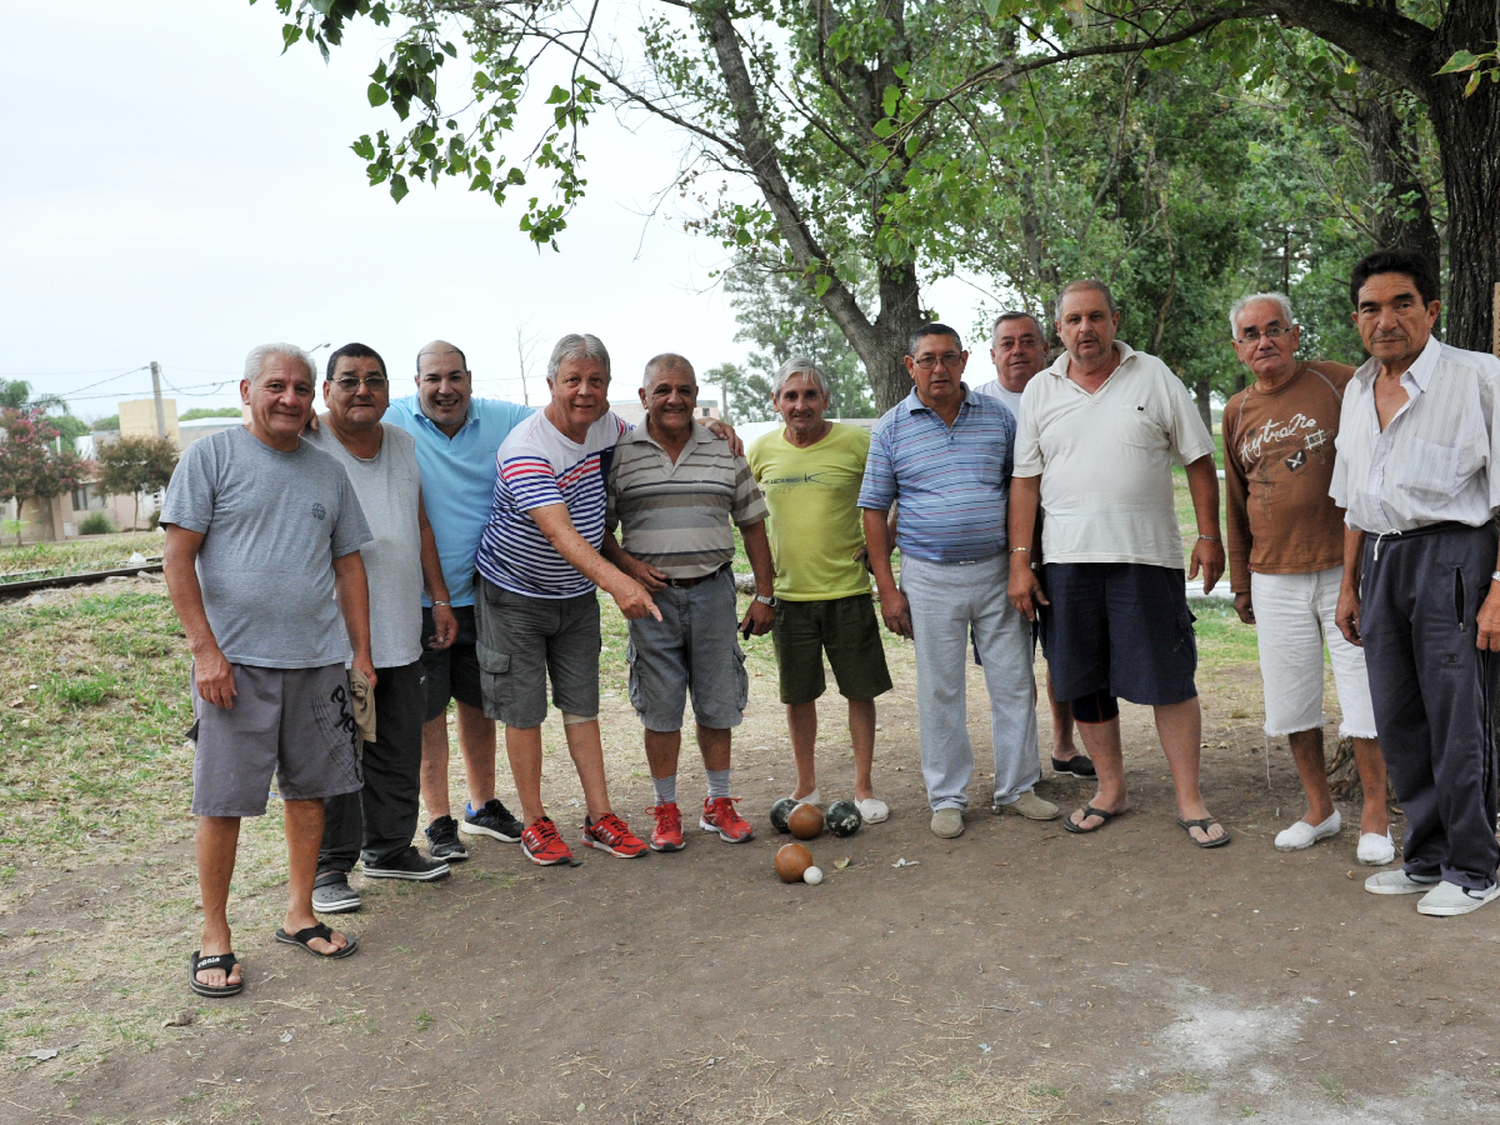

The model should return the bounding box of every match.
[747,358,894,822]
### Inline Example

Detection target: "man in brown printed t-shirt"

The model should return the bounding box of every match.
[1222,293,1393,865]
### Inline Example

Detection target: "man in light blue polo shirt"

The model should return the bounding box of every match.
[859,322,1056,839]
[386,340,533,860]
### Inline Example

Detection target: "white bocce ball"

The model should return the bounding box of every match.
[803,865,824,885]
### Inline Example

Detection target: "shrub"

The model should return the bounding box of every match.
[79,512,115,535]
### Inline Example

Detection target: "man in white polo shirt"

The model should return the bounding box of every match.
[1008,280,1230,847]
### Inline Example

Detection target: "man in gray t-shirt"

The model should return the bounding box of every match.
[304,342,459,911]
[162,343,374,998]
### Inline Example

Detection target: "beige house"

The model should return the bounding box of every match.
[4,399,243,544]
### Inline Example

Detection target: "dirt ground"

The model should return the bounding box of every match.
[5,601,1500,1125]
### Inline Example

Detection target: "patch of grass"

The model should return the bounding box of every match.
[0,531,164,584]
[905,1067,1070,1124]
[1193,598,1261,669]
[1317,1074,1348,1103]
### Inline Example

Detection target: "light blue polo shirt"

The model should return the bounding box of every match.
[386,395,535,607]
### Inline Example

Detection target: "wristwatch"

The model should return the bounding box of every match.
[754,594,778,607]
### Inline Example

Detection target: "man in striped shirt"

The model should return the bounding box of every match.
[859,322,1056,839]
[471,334,660,866]
[604,354,777,852]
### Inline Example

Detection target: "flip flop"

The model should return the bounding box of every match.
[274,923,358,959]
[189,951,244,997]
[1062,804,1127,834]
[1177,816,1232,848]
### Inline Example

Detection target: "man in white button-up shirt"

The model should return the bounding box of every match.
[1331,248,1500,917]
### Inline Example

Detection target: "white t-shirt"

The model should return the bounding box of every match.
[305,424,425,669]
[1014,341,1214,569]
[972,377,1023,421]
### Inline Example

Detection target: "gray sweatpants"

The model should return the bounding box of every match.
[901,553,1041,811]
[1361,522,1500,890]
[318,661,427,873]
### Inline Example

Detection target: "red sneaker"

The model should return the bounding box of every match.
[700,796,754,843]
[582,812,646,858]
[520,816,573,866]
[647,802,685,852]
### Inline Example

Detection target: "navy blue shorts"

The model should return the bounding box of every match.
[1040,562,1197,707]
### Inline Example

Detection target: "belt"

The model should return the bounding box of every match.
[663,561,731,589]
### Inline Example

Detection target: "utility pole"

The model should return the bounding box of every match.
[150,361,166,439]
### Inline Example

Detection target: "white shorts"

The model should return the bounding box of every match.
[1251,566,1377,739]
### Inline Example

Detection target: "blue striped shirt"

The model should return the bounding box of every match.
[857,386,1014,562]
[476,410,629,598]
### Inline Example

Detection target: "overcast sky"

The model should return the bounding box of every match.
[3,1,986,421]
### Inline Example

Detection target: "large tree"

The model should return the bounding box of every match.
[97,436,180,532]
[263,0,1498,413]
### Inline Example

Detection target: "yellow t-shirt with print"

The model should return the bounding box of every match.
[746,423,873,602]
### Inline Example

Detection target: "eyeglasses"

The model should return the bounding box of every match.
[332,375,388,393]
[912,352,964,371]
[1234,325,1292,345]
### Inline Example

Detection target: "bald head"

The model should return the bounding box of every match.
[415,339,473,437]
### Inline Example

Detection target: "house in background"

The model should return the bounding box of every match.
[4,399,244,544]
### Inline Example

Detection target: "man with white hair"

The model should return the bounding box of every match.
[747,358,893,821]
[472,334,660,866]
[604,354,776,851]
[1222,294,1392,864]
[162,343,373,996]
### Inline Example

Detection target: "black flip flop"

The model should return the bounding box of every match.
[1177,816,1232,848]
[274,923,359,959]
[1061,804,1126,834]
[189,951,244,997]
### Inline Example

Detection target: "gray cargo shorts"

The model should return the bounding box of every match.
[626,567,749,732]
[474,576,601,729]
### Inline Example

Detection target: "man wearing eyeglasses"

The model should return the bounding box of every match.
[386,344,535,862]
[1008,280,1229,848]
[302,343,460,913]
[860,322,1056,839]
[1221,295,1392,865]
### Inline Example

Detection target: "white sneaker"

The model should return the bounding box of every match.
[1417,880,1500,916]
[855,797,889,824]
[1365,869,1441,895]
[1274,811,1341,852]
[1356,830,1396,866]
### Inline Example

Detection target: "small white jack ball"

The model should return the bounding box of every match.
[803,865,824,885]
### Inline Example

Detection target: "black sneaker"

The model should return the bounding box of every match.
[425,815,470,862]
[1051,754,1097,778]
[362,846,451,882]
[460,798,524,842]
[312,873,362,913]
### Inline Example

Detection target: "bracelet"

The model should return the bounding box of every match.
[432,600,451,607]
[1491,571,1500,584]
[1010,546,1031,554]
[1197,535,1221,543]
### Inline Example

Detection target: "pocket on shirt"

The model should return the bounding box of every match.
[1115,406,1165,450]
[1395,437,1461,500]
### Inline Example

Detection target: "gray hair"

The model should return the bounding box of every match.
[991,311,1045,339]
[642,352,695,389]
[1054,280,1117,321]
[244,342,316,385]
[547,333,611,383]
[1228,292,1295,338]
[772,356,828,400]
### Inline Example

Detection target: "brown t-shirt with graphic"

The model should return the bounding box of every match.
[1222,361,1356,594]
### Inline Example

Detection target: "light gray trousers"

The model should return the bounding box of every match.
[901,553,1041,811]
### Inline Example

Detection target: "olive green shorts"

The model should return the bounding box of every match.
[771,594,893,706]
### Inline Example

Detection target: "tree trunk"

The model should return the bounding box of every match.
[860,264,920,414]
[1425,58,1500,352]
[1347,73,1442,280]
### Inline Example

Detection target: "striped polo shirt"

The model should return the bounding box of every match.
[476,410,629,599]
[606,422,768,580]
[857,386,1015,563]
